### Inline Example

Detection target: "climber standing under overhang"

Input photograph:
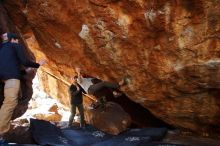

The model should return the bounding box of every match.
[68,75,86,128]
[0,33,46,145]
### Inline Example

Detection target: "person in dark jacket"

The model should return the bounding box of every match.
[0,33,45,142]
[68,76,86,128]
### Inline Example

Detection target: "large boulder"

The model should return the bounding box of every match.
[85,102,131,135]
[2,0,220,134]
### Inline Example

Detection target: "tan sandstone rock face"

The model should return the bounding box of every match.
[3,0,220,133]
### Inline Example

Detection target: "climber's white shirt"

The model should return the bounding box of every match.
[77,77,93,93]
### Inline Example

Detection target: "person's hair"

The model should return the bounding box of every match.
[70,85,77,92]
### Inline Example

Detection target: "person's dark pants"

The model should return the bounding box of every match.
[69,104,85,127]
[88,81,119,110]
[88,81,119,95]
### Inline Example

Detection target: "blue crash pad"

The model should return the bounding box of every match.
[123,127,167,141]
[91,136,151,146]
[62,126,112,146]
[30,119,75,146]
[30,119,184,146]
[62,125,151,146]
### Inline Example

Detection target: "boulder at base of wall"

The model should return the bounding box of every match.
[85,102,132,135]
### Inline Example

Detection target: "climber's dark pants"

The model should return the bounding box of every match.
[69,104,85,127]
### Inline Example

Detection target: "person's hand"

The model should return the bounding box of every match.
[38,59,46,66]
